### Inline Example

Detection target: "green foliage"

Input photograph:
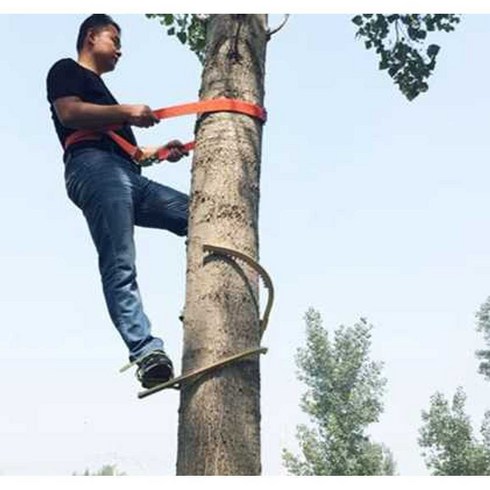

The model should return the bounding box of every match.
[282,308,395,475]
[73,464,126,476]
[476,297,490,381]
[418,387,490,475]
[146,14,207,63]
[145,14,459,100]
[352,14,461,101]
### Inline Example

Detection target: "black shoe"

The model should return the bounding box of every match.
[136,350,174,389]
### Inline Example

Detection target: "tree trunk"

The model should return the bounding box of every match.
[176,14,267,475]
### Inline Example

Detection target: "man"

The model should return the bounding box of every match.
[46,14,189,388]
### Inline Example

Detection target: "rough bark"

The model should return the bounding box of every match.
[176,14,267,475]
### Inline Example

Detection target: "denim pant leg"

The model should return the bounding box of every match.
[64,149,164,361]
[135,177,189,235]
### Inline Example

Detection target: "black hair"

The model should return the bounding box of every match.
[76,14,121,53]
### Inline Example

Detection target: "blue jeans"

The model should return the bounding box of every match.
[64,147,188,362]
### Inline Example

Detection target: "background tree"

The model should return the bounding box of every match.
[419,296,490,475]
[73,464,126,476]
[282,308,395,475]
[475,297,490,381]
[418,387,490,475]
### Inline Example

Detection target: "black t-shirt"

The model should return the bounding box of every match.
[46,58,137,156]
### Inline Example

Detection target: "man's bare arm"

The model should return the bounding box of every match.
[53,96,159,129]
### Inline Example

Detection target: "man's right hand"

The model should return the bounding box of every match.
[125,104,159,128]
[53,97,161,130]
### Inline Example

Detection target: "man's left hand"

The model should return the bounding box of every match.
[163,140,189,162]
[137,146,160,166]
[137,140,189,166]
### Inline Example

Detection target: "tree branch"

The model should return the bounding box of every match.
[267,14,290,39]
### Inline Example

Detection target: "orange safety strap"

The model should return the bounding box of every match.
[152,98,267,121]
[64,98,267,164]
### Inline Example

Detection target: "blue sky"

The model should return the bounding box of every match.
[1,9,490,477]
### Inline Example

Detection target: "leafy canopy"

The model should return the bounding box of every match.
[147,14,460,101]
[146,14,207,63]
[282,308,395,475]
[475,296,490,381]
[419,387,490,475]
[352,14,460,100]
[73,464,126,476]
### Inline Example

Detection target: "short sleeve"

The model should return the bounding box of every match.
[46,59,85,104]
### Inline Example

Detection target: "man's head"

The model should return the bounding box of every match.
[76,14,122,74]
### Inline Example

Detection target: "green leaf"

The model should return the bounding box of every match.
[388,66,398,77]
[352,15,363,26]
[407,26,418,40]
[164,14,174,26]
[177,31,187,44]
[427,44,440,58]
[167,27,175,36]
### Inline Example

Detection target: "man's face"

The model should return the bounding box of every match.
[89,25,122,73]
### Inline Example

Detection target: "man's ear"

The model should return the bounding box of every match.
[85,28,98,48]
